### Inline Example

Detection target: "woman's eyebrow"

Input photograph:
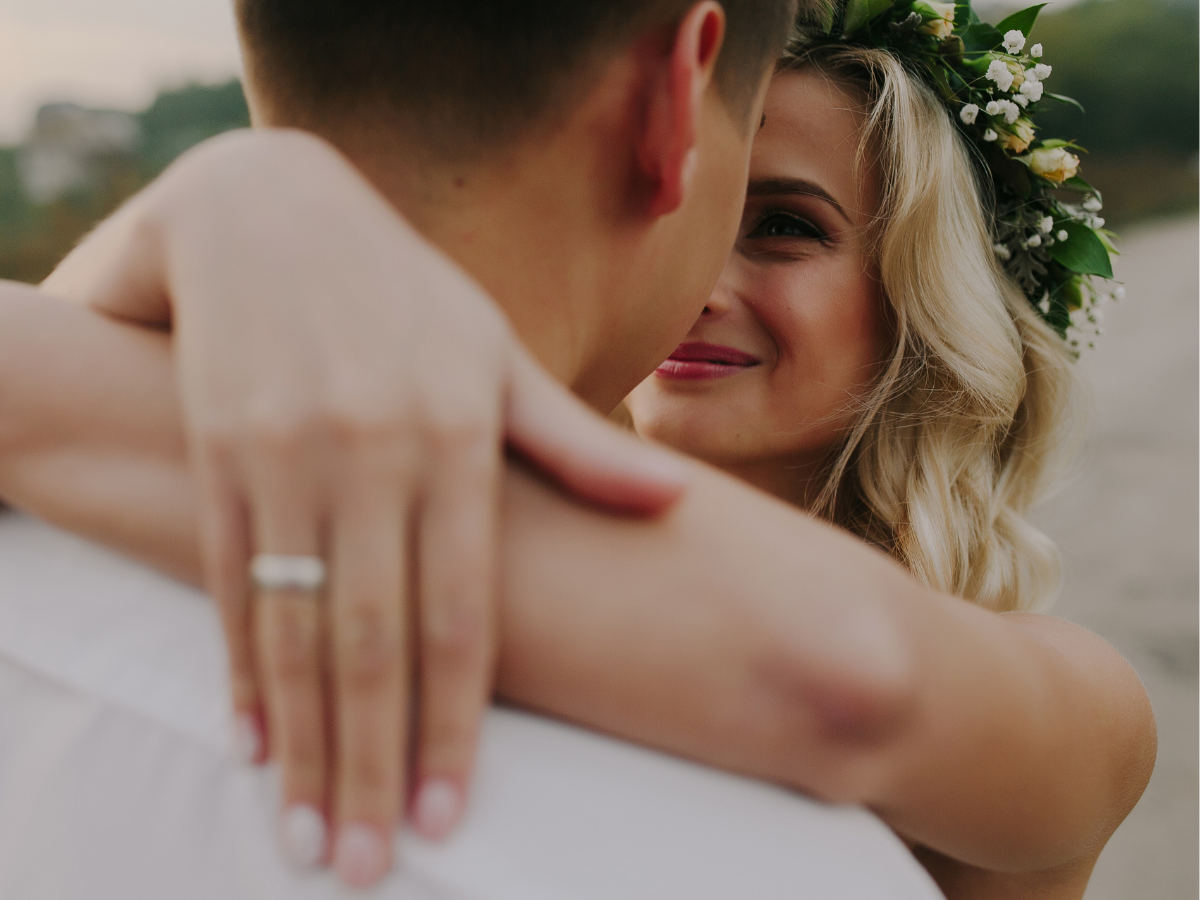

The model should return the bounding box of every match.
[746,177,852,225]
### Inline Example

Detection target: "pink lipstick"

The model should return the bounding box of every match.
[655,342,760,381]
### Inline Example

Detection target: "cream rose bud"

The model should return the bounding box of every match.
[1028,147,1081,183]
[960,103,980,124]
[999,118,1035,152]
[913,0,956,36]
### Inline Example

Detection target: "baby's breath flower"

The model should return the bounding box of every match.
[1034,63,1052,80]
[986,100,1002,115]
[1113,286,1126,301]
[1091,216,1106,228]
[1019,79,1044,102]
[1040,216,1054,233]
[986,59,1015,91]
[1057,229,1069,241]
[1031,43,1044,58]
[984,128,998,141]
[1001,100,1021,124]
[1026,233,1043,247]
[1083,196,1103,212]
[993,243,1012,260]
[1013,94,1030,108]
[960,103,980,124]
[1003,29,1026,53]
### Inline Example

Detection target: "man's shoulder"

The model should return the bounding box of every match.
[0,513,943,900]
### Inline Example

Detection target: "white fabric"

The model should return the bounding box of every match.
[0,512,944,900]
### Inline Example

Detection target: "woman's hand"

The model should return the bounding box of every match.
[43,128,688,886]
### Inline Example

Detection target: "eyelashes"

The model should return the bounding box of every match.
[745,210,829,243]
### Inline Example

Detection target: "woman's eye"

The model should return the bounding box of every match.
[747,212,826,241]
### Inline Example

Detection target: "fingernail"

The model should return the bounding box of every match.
[233,712,262,764]
[281,804,326,868]
[334,823,390,888]
[414,777,463,841]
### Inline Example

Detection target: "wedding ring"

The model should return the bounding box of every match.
[250,554,328,593]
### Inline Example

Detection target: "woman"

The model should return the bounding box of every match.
[612,18,1151,895]
[629,39,1073,613]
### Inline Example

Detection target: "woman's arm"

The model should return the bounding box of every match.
[0,286,1156,885]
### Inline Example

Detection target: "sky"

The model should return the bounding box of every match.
[0,0,243,143]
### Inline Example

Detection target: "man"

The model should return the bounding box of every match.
[0,0,1144,896]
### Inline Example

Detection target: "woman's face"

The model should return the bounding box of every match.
[626,68,889,505]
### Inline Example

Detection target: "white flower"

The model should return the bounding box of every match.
[914,1,957,38]
[1083,196,1103,212]
[1013,94,1030,107]
[986,100,1002,115]
[960,103,980,124]
[1003,29,1026,53]
[1001,100,1021,123]
[984,128,998,141]
[1019,79,1044,102]
[1057,229,1069,240]
[993,243,1012,261]
[1040,216,1054,233]
[1026,233,1043,248]
[1031,43,1043,58]
[1034,63,1052,80]
[1091,216,1105,228]
[1023,68,1040,84]
[986,59,1015,91]
[1113,285,1126,301]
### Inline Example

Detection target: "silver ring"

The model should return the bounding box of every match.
[250,554,327,593]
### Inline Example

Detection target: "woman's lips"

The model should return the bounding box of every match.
[655,342,760,381]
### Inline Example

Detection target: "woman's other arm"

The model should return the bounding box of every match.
[0,283,199,581]
[0,289,1155,887]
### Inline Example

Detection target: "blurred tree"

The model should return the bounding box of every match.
[1032,0,1198,157]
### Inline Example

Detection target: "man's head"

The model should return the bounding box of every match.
[236,0,797,410]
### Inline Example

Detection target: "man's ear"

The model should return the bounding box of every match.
[637,1,726,219]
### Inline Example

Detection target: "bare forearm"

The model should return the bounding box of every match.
[0,283,199,581]
[497,463,1154,873]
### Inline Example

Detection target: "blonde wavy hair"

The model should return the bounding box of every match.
[783,41,1082,613]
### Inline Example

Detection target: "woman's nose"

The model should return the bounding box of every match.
[702,279,736,318]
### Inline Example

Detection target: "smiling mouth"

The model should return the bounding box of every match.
[655,342,761,381]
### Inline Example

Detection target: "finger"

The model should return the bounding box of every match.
[329,481,408,889]
[506,347,691,517]
[195,458,266,764]
[411,438,499,841]
[251,472,330,870]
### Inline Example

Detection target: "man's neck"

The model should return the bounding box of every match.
[333,127,627,411]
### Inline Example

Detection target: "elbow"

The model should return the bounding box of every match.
[751,595,919,804]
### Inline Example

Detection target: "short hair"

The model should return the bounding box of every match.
[236,1,797,154]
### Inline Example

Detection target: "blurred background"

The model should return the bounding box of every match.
[0,0,1196,897]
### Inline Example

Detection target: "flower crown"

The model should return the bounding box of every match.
[797,0,1120,350]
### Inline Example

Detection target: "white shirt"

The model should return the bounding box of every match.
[0,511,943,900]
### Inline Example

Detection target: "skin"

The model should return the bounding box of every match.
[628,70,889,507]
[0,43,1155,900]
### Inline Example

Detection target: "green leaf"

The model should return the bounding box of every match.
[961,22,1003,52]
[1063,176,1099,199]
[1037,138,1085,152]
[1045,92,1085,114]
[843,0,894,34]
[816,0,836,34]
[1048,222,1114,278]
[994,4,1047,37]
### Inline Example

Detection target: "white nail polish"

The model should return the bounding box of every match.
[233,713,261,764]
[281,804,326,868]
[415,778,462,840]
[335,823,389,888]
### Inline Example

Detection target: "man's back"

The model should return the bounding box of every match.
[0,511,942,899]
